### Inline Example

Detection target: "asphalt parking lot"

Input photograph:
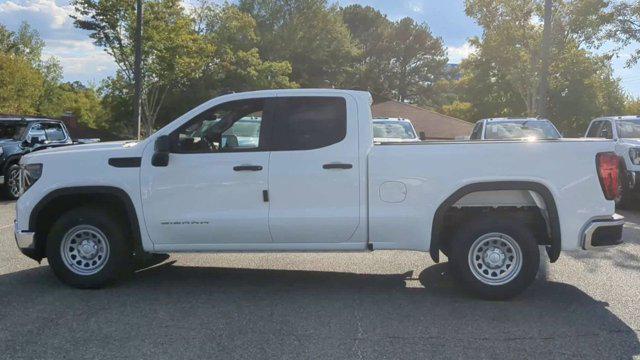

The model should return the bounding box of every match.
[0,200,639,359]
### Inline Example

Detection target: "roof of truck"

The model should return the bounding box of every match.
[481,117,552,123]
[0,115,61,122]
[595,115,640,121]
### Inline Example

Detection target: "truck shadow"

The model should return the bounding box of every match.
[0,262,638,359]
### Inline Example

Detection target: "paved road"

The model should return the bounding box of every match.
[0,200,639,359]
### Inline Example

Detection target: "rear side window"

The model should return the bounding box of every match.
[586,121,602,137]
[271,97,346,151]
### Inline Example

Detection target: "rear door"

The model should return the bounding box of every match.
[267,96,361,244]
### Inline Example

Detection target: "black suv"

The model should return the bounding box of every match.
[0,117,72,199]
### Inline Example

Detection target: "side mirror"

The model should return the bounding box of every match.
[152,135,170,167]
[419,131,427,141]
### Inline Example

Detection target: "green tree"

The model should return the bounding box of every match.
[238,0,360,87]
[0,22,45,67]
[341,5,448,105]
[0,52,44,114]
[390,17,448,104]
[341,5,394,100]
[458,0,624,133]
[157,3,296,125]
[626,98,640,115]
[73,0,214,135]
[611,1,640,67]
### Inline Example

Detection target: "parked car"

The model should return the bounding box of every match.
[585,115,640,206]
[0,116,73,199]
[373,118,423,142]
[470,118,562,140]
[15,90,623,299]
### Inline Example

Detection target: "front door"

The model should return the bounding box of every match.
[141,98,273,246]
[267,96,361,244]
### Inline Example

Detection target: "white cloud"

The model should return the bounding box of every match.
[43,39,116,81]
[0,0,74,30]
[407,1,423,13]
[0,0,117,82]
[447,42,476,63]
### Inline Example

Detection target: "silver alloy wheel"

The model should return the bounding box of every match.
[60,225,110,276]
[468,232,523,286]
[7,167,20,198]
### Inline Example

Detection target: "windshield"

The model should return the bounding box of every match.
[484,120,560,140]
[616,119,640,138]
[373,121,417,140]
[0,122,26,140]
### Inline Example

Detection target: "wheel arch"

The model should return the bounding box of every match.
[430,181,561,263]
[2,154,22,173]
[28,186,143,261]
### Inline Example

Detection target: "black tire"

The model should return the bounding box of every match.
[448,215,540,300]
[3,164,21,200]
[46,207,133,288]
[615,165,632,209]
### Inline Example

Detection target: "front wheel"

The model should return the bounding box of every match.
[3,164,21,200]
[448,215,540,300]
[46,207,133,288]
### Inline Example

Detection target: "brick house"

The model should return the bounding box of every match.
[371,100,473,140]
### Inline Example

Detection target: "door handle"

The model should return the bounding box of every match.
[233,165,263,171]
[323,163,353,170]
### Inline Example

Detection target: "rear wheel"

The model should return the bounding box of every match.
[448,215,540,300]
[46,207,133,288]
[3,164,21,200]
[615,166,632,209]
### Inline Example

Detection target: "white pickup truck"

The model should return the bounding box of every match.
[585,115,640,206]
[14,89,624,299]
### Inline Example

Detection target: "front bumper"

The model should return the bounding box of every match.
[14,220,38,260]
[581,214,624,250]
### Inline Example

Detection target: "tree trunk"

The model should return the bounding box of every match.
[537,0,553,118]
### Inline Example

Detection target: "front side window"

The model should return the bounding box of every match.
[172,99,265,153]
[43,123,66,141]
[470,122,483,140]
[271,97,346,151]
[616,119,640,139]
[373,121,417,140]
[484,120,561,140]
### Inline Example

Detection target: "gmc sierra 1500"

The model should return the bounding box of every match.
[14,89,624,299]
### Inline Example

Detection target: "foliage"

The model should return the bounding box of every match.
[441,101,475,122]
[0,52,44,114]
[73,0,214,135]
[340,5,448,105]
[610,1,640,67]
[626,98,640,115]
[458,0,625,134]
[238,0,360,87]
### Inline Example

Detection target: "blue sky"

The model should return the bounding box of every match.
[0,0,639,96]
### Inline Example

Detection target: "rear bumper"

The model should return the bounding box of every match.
[581,214,624,250]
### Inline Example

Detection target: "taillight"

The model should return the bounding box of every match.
[596,152,619,201]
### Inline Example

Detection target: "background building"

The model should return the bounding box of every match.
[372,100,473,140]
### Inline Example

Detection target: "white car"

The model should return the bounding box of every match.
[585,115,640,206]
[15,89,623,299]
[470,118,562,140]
[372,118,422,143]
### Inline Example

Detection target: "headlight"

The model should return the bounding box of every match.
[21,163,43,194]
[630,148,640,165]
